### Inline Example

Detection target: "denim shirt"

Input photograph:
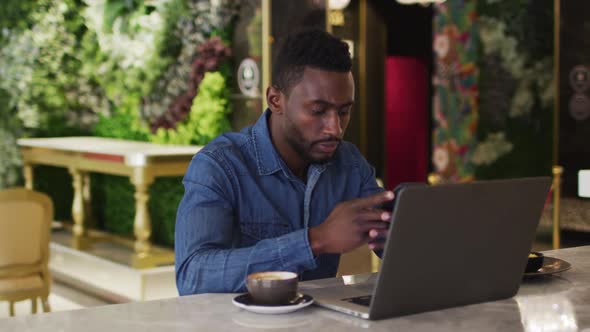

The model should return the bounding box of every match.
[175,110,383,295]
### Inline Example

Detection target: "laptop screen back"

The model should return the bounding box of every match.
[370,177,551,319]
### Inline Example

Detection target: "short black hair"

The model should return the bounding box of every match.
[272,29,352,95]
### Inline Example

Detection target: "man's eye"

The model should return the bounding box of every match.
[338,108,351,116]
[312,109,325,115]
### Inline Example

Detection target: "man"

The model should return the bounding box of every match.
[175,29,394,295]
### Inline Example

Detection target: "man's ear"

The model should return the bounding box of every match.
[266,86,283,114]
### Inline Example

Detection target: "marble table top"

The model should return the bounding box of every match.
[2,246,590,331]
[17,137,201,157]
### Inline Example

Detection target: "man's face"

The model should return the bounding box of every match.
[277,67,355,164]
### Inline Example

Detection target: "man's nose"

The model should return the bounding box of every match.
[323,111,343,137]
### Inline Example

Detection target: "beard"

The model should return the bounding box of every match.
[283,116,341,165]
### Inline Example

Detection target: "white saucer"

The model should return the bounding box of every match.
[232,293,314,315]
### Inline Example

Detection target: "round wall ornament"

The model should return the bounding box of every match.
[237,58,260,98]
[569,65,590,93]
[569,93,590,121]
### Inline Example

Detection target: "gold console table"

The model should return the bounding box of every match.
[18,137,201,268]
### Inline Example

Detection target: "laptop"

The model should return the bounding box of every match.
[305,177,552,320]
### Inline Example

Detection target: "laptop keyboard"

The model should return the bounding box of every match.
[351,283,374,293]
[343,295,372,307]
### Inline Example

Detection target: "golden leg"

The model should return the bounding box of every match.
[69,168,86,248]
[31,297,38,314]
[552,166,563,249]
[131,167,154,255]
[9,301,15,317]
[41,297,51,313]
[83,173,95,228]
[23,164,34,190]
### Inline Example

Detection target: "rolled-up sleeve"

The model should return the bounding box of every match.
[175,152,316,295]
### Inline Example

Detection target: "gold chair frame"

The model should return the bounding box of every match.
[0,188,52,316]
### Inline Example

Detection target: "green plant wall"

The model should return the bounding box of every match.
[0,0,240,248]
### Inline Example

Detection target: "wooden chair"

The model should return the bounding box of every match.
[0,188,53,316]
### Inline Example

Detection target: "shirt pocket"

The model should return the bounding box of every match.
[240,218,292,245]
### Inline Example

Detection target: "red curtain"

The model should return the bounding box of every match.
[384,56,429,190]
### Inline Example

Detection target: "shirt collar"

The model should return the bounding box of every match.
[252,109,283,176]
[252,109,330,177]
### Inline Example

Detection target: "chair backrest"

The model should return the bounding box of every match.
[0,188,53,269]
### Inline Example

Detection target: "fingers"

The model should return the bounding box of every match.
[350,191,394,210]
[368,242,385,251]
[357,209,391,223]
[367,229,388,250]
[358,221,390,232]
[368,228,388,239]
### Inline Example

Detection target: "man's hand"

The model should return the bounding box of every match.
[308,191,394,255]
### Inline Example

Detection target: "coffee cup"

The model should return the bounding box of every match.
[246,271,299,306]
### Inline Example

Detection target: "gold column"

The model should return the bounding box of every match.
[69,167,87,249]
[23,163,33,190]
[131,167,154,255]
[552,165,563,249]
[552,0,562,251]
[262,0,271,111]
[553,0,560,166]
[358,0,368,156]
